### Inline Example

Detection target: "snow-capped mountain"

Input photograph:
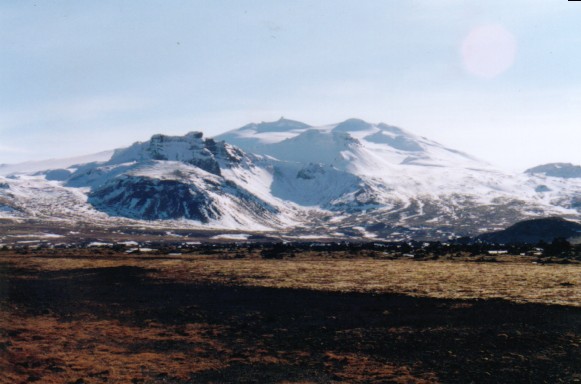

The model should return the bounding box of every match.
[62,132,300,229]
[525,163,581,179]
[2,118,581,241]
[217,118,485,171]
[217,118,581,237]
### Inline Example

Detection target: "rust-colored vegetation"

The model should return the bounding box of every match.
[1,249,580,383]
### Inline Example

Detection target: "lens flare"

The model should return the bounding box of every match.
[461,25,517,79]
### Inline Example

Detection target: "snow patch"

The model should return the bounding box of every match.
[210,233,251,240]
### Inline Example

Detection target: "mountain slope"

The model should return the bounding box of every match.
[0,150,114,177]
[216,118,581,238]
[2,118,581,240]
[63,133,296,229]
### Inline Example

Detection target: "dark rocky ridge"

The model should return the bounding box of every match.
[478,217,581,244]
[108,132,245,176]
[88,176,221,222]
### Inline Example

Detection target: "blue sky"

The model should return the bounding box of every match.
[1,1,579,170]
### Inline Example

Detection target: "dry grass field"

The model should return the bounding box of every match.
[4,251,580,306]
[1,249,580,383]
[158,257,581,307]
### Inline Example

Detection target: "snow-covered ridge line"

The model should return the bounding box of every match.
[2,117,581,240]
[0,150,114,177]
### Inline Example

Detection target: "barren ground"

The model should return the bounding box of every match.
[1,250,580,383]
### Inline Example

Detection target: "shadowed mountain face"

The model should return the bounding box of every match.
[88,177,221,222]
[477,217,581,244]
[526,163,581,179]
[88,173,278,223]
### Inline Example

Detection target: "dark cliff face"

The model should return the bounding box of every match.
[44,169,73,181]
[477,217,581,244]
[87,171,278,223]
[88,176,220,222]
[525,163,581,179]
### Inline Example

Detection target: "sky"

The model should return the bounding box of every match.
[1,0,580,171]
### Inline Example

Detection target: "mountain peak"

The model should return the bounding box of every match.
[240,118,311,133]
[147,131,206,144]
[215,117,489,170]
[333,118,373,132]
[105,131,246,176]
